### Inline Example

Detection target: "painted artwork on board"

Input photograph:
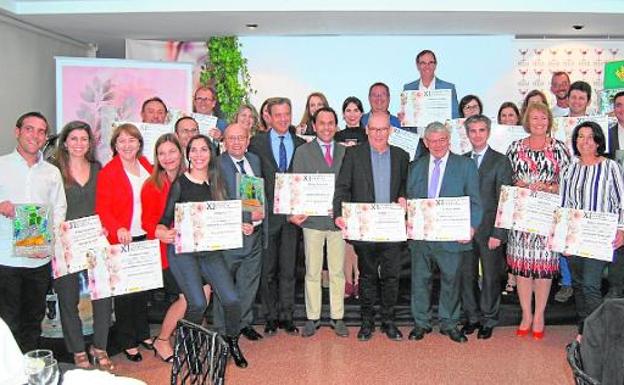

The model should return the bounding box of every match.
[55,57,193,164]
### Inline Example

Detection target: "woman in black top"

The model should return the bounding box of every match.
[155,135,250,368]
[335,96,367,146]
[53,121,113,370]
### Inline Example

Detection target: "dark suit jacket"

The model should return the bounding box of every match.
[248,130,306,234]
[608,122,620,159]
[407,152,483,252]
[463,147,513,243]
[218,151,268,253]
[333,142,409,218]
[292,139,345,231]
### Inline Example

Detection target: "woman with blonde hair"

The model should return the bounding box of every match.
[296,92,329,135]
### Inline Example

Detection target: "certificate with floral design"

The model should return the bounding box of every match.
[341,203,407,242]
[552,116,610,154]
[86,239,163,300]
[53,215,109,279]
[400,89,452,128]
[548,208,618,262]
[13,204,54,257]
[407,197,471,241]
[174,200,243,253]
[494,186,560,236]
[273,173,335,216]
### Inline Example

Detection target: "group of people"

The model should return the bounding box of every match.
[1,49,624,374]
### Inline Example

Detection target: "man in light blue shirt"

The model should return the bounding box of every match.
[0,112,67,352]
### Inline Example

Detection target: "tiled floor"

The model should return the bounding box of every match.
[110,325,578,385]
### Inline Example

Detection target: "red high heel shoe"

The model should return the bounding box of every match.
[516,328,530,337]
[532,329,545,340]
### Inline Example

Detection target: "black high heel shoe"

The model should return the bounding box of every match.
[123,348,143,362]
[152,336,174,363]
[225,335,248,368]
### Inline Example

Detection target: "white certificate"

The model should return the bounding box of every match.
[341,203,407,242]
[400,89,452,127]
[549,208,618,262]
[448,118,470,155]
[86,239,163,300]
[495,186,560,236]
[174,200,243,253]
[407,197,471,241]
[273,173,335,216]
[552,116,610,154]
[388,128,420,161]
[488,124,528,155]
[191,113,218,136]
[53,215,109,279]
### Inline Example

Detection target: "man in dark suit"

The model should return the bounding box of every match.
[607,90,624,298]
[214,123,266,344]
[407,121,482,343]
[403,50,459,118]
[459,115,513,339]
[334,112,409,341]
[290,107,349,338]
[248,97,306,335]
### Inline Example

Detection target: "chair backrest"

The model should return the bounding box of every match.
[171,319,229,385]
[566,341,601,385]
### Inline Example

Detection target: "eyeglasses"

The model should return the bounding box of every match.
[418,61,437,66]
[368,127,390,134]
[463,104,480,112]
[225,135,248,142]
[194,97,214,103]
[426,137,449,145]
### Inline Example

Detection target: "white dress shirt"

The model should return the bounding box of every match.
[0,150,67,268]
[419,78,437,91]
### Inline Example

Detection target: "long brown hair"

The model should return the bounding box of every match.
[145,133,184,190]
[186,135,227,200]
[298,92,328,127]
[55,121,99,185]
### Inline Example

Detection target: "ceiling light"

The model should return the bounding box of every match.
[246,24,258,30]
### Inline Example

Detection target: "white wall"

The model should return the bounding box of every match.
[0,13,93,155]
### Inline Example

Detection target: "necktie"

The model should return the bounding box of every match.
[428,158,442,198]
[237,160,247,175]
[472,152,481,169]
[278,136,287,172]
[324,144,333,167]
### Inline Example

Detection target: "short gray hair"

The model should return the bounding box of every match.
[464,115,491,134]
[424,121,450,138]
[365,111,390,129]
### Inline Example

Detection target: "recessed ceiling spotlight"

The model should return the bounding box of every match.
[246,24,258,30]
[572,25,584,30]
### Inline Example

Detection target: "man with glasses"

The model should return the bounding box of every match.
[333,112,409,341]
[403,49,460,119]
[406,121,482,343]
[193,86,227,140]
[215,123,266,348]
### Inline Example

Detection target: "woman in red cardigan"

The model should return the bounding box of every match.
[140,133,185,362]
[96,123,153,362]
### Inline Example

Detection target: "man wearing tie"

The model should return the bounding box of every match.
[290,107,349,338]
[459,115,513,339]
[607,90,624,298]
[215,123,266,343]
[407,121,482,343]
[248,98,306,335]
[334,112,409,341]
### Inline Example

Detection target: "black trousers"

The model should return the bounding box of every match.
[260,221,299,321]
[0,263,51,352]
[460,239,505,327]
[353,242,403,324]
[608,247,624,293]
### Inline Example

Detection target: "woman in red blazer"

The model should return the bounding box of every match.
[96,123,153,362]
[140,133,185,362]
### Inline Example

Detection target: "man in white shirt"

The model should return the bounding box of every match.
[0,112,67,352]
[550,72,571,117]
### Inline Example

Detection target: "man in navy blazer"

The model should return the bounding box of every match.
[214,123,266,343]
[407,121,482,343]
[248,98,306,335]
[403,50,459,119]
[459,115,513,340]
[607,90,624,298]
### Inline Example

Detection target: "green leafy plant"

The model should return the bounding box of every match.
[201,37,254,121]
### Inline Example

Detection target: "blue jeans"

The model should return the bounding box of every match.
[167,245,241,337]
[569,255,607,333]
[559,255,572,286]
